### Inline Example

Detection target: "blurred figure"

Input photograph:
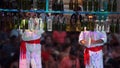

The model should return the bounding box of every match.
[41,35,56,68]
[79,23,107,68]
[19,12,44,68]
[1,35,20,68]
[59,46,80,68]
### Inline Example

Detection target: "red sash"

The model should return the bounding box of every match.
[20,39,40,59]
[84,46,103,65]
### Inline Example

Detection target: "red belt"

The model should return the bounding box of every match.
[84,46,103,65]
[20,39,40,59]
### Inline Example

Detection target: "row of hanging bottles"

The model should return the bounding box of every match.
[0,0,117,12]
[0,12,119,33]
[0,0,119,34]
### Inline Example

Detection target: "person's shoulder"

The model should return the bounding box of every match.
[62,56,70,61]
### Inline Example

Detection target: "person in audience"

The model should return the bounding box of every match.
[59,46,80,68]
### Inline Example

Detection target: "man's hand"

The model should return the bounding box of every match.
[91,39,96,44]
[91,39,104,44]
[80,40,87,45]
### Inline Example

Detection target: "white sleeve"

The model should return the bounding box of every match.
[21,30,33,41]
[78,31,84,44]
[100,31,107,44]
[35,29,44,36]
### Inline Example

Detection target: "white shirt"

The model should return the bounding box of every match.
[79,31,107,48]
[22,29,44,41]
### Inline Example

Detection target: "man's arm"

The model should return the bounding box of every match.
[91,39,104,44]
[78,31,87,45]
[91,31,107,45]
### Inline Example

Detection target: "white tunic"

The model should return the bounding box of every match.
[19,17,44,68]
[79,31,107,68]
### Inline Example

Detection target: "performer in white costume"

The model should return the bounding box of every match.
[19,13,44,68]
[79,24,107,68]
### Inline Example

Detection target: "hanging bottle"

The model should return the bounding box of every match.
[47,13,53,32]
[66,16,71,32]
[20,17,28,32]
[101,20,105,32]
[39,16,44,30]
[112,0,117,12]
[52,0,55,10]
[118,17,120,33]
[115,18,119,33]
[74,0,79,11]
[22,0,25,9]
[101,16,105,32]
[113,19,117,33]
[37,0,41,9]
[43,16,47,31]
[57,0,61,11]
[92,0,94,11]
[60,0,64,11]
[105,16,110,33]
[94,0,99,11]
[70,14,77,32]
[58,14,65,31]
[103,0,108,11]
[28,17,34,31]
[62,16,66,31]
[110,19,115,33]
[88,0,92,11]
[107,0,112,12]
[95,15,99,31]
[82,0,87,11]
[52,15,56,31]
[69,0,74,10]
[52,0,57,11]
[62,19,66,31]
[13,13,17,29]
[76,16,81,32]
[53,14,59,31]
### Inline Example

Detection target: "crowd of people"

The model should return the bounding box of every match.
[0,12,120,68]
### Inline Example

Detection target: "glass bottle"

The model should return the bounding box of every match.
[76,19,81,32]
[88,0,92,11]
[69,0,74,10]
[62,16,66,31]
[60,0,64,11]
[47,13,53,32]
[43,16,47,31]
[83,0,87,11]
[107,0,112,12]
[66,16,71,32]
[110,19,115,33]
[39,16,44,30]
[74,0,79,11]
[103,0,108,11]
[115,18,119,33]
[112,0,117,12]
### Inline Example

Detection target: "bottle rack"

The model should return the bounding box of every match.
[0,0,120,14]
[0,0,119,34]
[0,8,120,14]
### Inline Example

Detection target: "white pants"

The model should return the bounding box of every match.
[19,43,42,68]
[85,50,103,68]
